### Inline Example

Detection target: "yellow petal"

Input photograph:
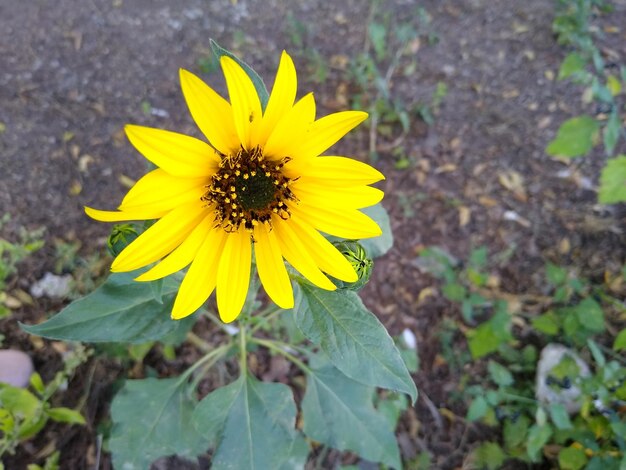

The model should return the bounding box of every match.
[85,206,167,222]
[287,214,357,283]
[216,228,252,323]
[171,227,227,319]
[293,111,368,161]
[254,223,294,309]
[258,51,297,147]
[220,56,263,150]
[293,182,384,209]
[125,125,219,177]
[272,215,336,290]
[291,202,382,240]
[111,202,206,272]
[264,93,316,160]
[119,169,207,212]
[288,156,385,186]
[135,213,215,282]
[179,69,240,155]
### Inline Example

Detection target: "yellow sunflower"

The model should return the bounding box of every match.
[86,51,384,323]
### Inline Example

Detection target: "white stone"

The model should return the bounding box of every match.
[0,350,34,388]
[30,272,72,298]
[535,344,590,414]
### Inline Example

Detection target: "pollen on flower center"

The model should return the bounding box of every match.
[203,146,297,233]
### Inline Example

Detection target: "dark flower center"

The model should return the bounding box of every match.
[203,147,297,233]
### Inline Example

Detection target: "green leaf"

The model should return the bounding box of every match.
[613,328,626,351]
[586,339,605,367]
[46,407,85,425]
[193,375,306,470]
[294,283,417,402]
[209,39,269,112]
[467,310,512,359]
[302,364,401,469]
[109,377,206,469]
[368,23,387,61]
[575,298,605,333]
[559,446,588,470]
[467,396,488,422]
[442,282,466,301]
[488,361,514,387]
[469,246,488,269]
[532,312,560,335]
[546,116,600,158]
[604,111,621,156]
[546,263,568,285]
[503,415,530,451]
[360,204,393,258]
[472,442,506,470]
[558,53,587,80]
[20,272,190,343]
[526,424,552,462]
[599,155,626,204]
[549,403,572,430]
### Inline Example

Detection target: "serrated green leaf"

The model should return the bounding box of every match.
[503,415,530,451]
[613,328,626,351]
[193,375,306,470]
[442,282,466,301]
[294,283,417,402]
[472,442,506,470]
[467,310,512,359]
[360,204,393,258]
[604,111,621,156]
[210,39,269,111]
[558,53,587,80]
[526,424,552,462]
[532,312,560,335]
[488,361,514,387]
[302,364,401,469]
[20,272,190,343]
[546,116,600,158]
[467,396,488,422]
[559,446,588,470]
[546,263,568,285]
[575,298,605,333]
[46,407,85,425]
[549,403,572,430]
[109,377,206,470]
[599,155,626,204]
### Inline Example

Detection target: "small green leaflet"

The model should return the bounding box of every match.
[302,363,401,469]
[599,155,626,204]
[109,378,206,470]
[546,115,599,158]
[20,272,193,344]
[192,375,308,470]
[294,282,417,402]
[210,39,270,112]
[558,53,586,80]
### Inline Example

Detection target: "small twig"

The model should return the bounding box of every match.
[420,390,444,430]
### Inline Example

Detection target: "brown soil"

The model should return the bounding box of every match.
[1,0,625,469]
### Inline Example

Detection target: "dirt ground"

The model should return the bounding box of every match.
[1,0,626,468]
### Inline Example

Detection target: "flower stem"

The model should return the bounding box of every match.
[249,337,311,374]
[239,323,248,377]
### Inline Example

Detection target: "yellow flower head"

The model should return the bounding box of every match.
[86,52,384,323]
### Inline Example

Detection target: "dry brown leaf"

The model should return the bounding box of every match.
[118,174,136,188]
[69,180,82,196]
[78,154,95,173]
[418,287,437,304]
[479,196,499,207]
[458,206,471,227]
[435,163,457,174]
[498,170,528,201]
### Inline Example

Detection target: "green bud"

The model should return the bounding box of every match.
[332,240,373,291]
[107,224,139,257]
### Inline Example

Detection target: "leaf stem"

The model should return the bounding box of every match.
[179,342,232,384]
[248,307,284,336]
[249,337,311,374]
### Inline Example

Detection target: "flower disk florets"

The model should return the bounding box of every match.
[203,146,297,233]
